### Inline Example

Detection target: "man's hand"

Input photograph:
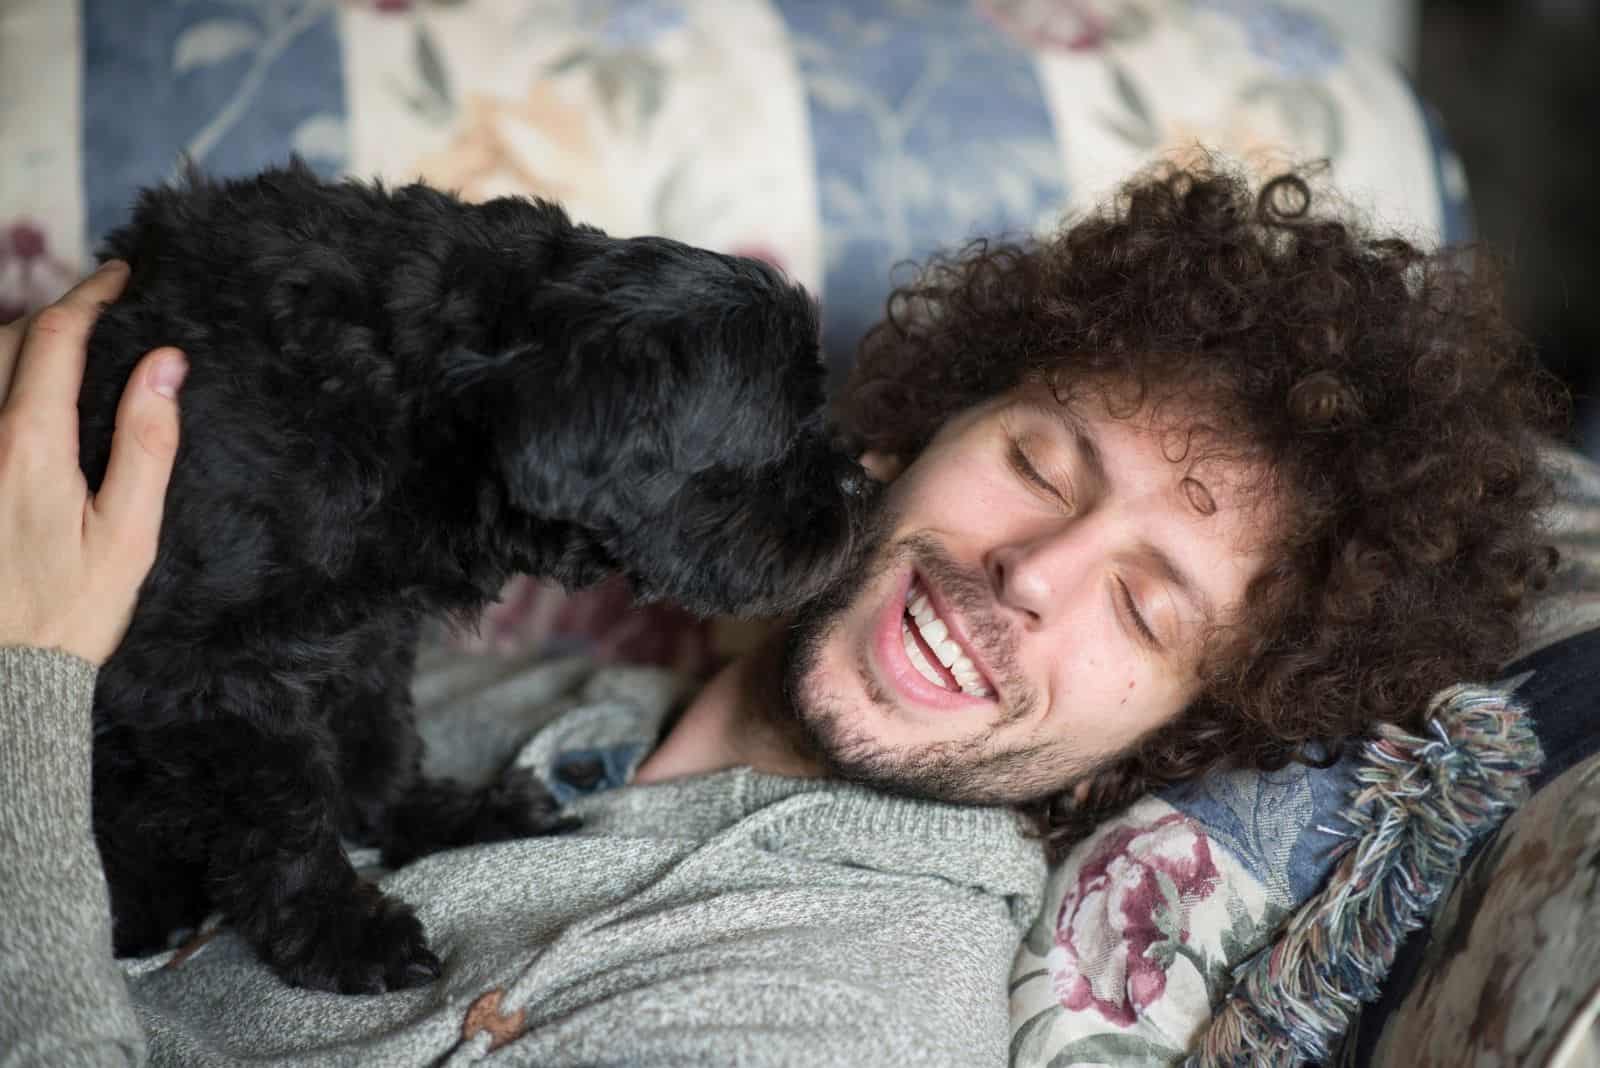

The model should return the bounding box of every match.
[0,261,187,665]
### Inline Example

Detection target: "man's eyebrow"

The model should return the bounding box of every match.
[1019,397,1217,627]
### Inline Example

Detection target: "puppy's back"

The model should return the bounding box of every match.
[80,162,470,663]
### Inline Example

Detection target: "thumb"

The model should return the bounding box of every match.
[89,347,186,560]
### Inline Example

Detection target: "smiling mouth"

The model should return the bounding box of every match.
[901,576,994,699]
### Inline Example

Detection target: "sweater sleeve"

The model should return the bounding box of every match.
[0,647,145,1068]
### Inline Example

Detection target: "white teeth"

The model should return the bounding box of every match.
[902,579,995,699]
[901,620,950,690]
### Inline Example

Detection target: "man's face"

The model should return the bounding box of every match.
[783,385,1272,804]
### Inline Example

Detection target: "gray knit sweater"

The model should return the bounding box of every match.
[0,645,1046,1066]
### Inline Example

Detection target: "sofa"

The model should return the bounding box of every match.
[3,1,1595,1063]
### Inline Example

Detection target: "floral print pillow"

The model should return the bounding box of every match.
[1047,814,1225,1029]
[5,0,1462,376]
[1011,798,1295,1065]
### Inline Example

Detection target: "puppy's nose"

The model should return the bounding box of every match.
[838,465,870,499]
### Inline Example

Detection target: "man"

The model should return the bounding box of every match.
[0,165,1561,1065]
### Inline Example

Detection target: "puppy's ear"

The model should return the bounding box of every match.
[438,346,552,512]
[440,344,663,527]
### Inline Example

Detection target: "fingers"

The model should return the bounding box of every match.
[88,347,187,565]
[3,260,128,421]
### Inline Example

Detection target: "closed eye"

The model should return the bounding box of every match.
[1117,578,1160,649]
[1008,440,1068,506]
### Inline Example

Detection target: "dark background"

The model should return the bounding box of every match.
[1417,0,1600,457]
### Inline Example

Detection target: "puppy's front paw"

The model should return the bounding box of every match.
[381,770,578,869]
[469,768,581,845]
[268,882,442,994]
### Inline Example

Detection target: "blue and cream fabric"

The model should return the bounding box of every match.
[4,0,1465,376]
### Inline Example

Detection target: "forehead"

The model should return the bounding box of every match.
[1010,381,1263,487]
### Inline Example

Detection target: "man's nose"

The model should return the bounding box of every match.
[984,519,1104,626]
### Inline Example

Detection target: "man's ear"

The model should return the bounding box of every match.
[859,450,904,484]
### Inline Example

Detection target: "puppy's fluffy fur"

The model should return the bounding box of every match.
[80,162,870,993]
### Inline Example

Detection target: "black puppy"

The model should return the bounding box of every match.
[79,161,871,994]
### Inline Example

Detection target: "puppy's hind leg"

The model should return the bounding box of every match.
[329,634,574,870]
[378,769,575,870]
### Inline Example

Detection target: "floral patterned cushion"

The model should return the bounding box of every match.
[1011,797,1298,1064]
[1,0,1463,370]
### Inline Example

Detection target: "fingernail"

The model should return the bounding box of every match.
[97,259,128,275]
[149,352,188,398]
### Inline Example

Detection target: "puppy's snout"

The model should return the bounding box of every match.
[837,464,870,500]
[823,455,880,561]
[819,445,879,509]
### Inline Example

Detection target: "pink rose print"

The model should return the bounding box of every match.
[0,219,79,324]
[1047,812,1220,1025]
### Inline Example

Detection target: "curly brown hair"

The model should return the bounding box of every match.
[835,162,1569,860]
